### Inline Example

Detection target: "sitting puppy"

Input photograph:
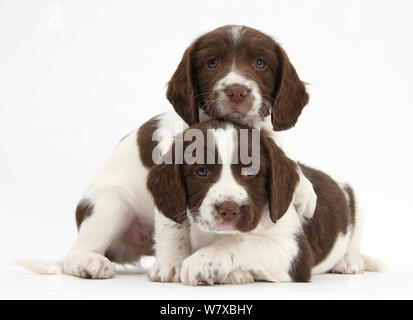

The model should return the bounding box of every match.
[147,121,384,284]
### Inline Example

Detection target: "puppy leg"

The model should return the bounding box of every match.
[331,183,386,274]
[148,209,191,283]
[64,190,133,279]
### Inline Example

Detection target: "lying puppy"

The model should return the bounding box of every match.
[147,121,385,284]
[15,25,316,279]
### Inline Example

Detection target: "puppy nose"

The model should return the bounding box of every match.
[224,84,249,103]
[215,201,240,222]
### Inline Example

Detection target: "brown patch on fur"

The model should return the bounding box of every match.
[288,234,314,282]
[137,115,160,169]
[167,42,199,126]
[147,145,188,224]
[261,131,299,222]
[75,199,94,230]
[288,165,354,280]
[166,25,309,130]
[299,164,352,266]
[343,184,356,224]
[271,45,309,131]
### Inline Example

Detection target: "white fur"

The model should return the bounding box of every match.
[195,127,249,233]
[214,71,263,122]
[294,165,317,219]
[230,25,244,44]
[148,209,191,283]
[181,205,302,285]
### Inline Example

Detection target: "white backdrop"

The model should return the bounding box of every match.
[1,0,412,299]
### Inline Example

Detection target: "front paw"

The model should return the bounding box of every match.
[180,248,233,286]
[294,170,317,219]
[223,270,254,285]
[148,262,182,283]
[63,251,115,279]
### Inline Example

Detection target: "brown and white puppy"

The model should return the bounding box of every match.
[167,25,308,130]
[147,121,385,284]
[15,25,316,279]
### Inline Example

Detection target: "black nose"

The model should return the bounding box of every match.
[224,84,249,104]
[215,201,240,222]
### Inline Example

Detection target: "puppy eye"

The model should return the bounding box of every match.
[255,58,265,69]
[196,167,209,177]
[207,58,219,68]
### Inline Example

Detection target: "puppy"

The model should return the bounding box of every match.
[147,121,385,284]
[15,25,316,279]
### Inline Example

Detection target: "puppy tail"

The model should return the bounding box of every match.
[12,258,63,274]
[361,254,388,273]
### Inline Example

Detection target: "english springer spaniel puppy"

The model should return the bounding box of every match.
[147,121,385,284]
[15,25,317,279]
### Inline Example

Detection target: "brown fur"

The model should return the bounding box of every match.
[299,164,351,266]
[146,146,188,224]
[287,164,354,281]
[343,184,356,224]
[260,133,299,223]
[166,25,309,131]
[137,115,160,169]
[75,200,94,230]
[288,234,314,282]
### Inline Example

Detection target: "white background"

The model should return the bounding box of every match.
[1,0,412,299]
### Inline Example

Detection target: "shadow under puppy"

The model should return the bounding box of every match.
[147,120,385,284]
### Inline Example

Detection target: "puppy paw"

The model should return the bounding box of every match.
[63,251,115,279]
[148,262,181,283]
[180,248,233,286]
[294,170,317,219]
[223,269,254,285]
[331,253,365,274]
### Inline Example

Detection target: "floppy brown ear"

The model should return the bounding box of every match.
[262,132,299,223]
[147,158,187,224]
[272,45,309,131]
[166,43,199,126]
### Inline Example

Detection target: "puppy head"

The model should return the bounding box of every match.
[147,121,299,233]
[167,25,309,131]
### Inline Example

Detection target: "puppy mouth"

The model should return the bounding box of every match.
[221,100,253,116]
[203,101,253,122]
[193,215,239,234]
[223,109,249,119]
[197,221,239,234]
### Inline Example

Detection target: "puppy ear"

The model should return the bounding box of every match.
[262,132,299,223]
[147,153,187,224]
[166,43,199,126]
[272,45,309,131]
